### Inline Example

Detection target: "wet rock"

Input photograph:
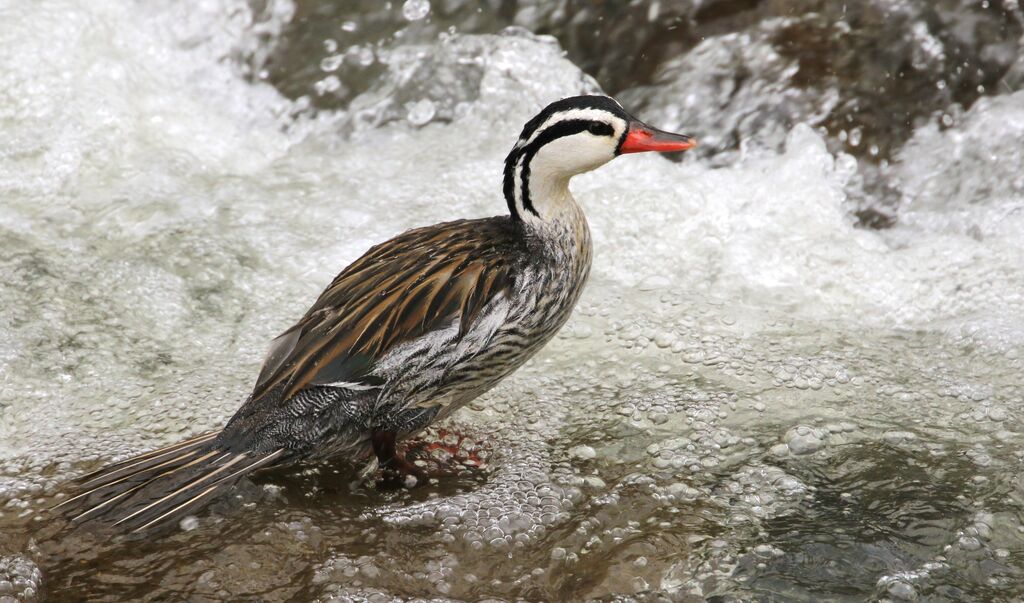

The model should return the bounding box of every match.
[619,19,839,166]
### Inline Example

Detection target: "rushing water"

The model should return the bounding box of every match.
[2,0,1024,601]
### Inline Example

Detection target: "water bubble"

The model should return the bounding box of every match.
[348,45,375,66]
[887,580,917,600]
[883,431,916,446]
[568,445,596,460]
[314,75,342,96]
[784,425,826,455]
[405,99,436,126]
[401,0,430,22]
[0,556,42,601]
[319,54,343,72]
[848,127,862,147]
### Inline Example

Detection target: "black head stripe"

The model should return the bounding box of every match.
[524,119,610,154]
[505,118,613,219]
[514,95,629,142]
[503,147,519,218]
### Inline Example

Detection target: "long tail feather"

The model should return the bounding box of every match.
[53,432,284,532]
[75,432,220,489]
[127,451,284,533]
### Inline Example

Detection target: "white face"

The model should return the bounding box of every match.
[529,120,627,178]
[517,108,629,178]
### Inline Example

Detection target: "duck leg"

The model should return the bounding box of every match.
[371,430,426,485]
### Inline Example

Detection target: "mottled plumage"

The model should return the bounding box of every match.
[54,95,694,532]
[218,214,590,460]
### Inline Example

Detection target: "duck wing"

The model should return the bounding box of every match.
[249,216,524,405]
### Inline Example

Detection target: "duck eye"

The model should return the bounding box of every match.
[587,122,609,136]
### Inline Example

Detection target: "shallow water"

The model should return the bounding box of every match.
[2,0,1024,601]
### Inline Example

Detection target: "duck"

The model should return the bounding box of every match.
[54,95,695,532]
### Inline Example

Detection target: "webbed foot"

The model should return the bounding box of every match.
[369,429,488,488]
[404,429,489,475]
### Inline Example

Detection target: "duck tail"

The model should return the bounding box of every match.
[52,432,284,532]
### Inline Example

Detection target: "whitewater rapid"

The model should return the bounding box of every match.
[1,0,1023,600]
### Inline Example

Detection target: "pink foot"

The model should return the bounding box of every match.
[402,429,490,476]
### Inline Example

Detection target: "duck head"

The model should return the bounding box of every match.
[504,95,695,222]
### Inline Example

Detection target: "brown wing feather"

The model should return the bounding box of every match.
[249,217,523,404]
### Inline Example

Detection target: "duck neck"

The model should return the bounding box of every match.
[504,146,588,231]
[505,169,592,295]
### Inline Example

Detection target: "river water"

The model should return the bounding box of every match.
[1,0,1024,601]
